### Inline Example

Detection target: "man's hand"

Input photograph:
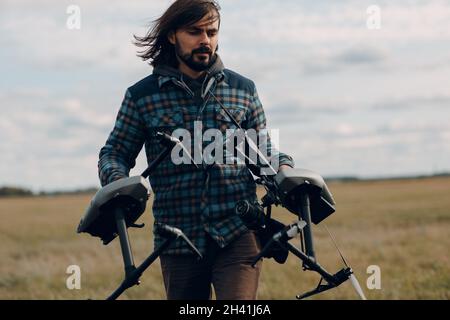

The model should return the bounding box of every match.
[278,165,292,173]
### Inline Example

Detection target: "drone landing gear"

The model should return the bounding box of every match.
[107,207,202,300]
[252,192,367,300]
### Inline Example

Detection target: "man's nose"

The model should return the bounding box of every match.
[199,31,211,46]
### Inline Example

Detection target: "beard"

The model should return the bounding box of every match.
[175,42,216,72]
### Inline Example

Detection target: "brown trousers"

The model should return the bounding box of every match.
[160,230,262,300]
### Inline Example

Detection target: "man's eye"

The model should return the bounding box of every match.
[188,30,201,35]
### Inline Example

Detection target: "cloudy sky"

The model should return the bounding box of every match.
[1,0,449,191]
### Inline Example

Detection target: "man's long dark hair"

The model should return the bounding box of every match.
[134,0,221,67]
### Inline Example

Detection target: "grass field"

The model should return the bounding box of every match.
[0,177,449,300]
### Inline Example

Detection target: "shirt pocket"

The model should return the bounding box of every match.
[215,106,248,166]
[144,109,184,159]
[180,106,200,131]
[146,109,183,135]
[215,106,247,133]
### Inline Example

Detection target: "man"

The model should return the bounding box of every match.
[99,0,294,300]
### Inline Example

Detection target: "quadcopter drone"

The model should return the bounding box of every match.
[77,130,366,300]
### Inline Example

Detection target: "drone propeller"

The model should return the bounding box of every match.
[349,273,367,300]
[322,224,367,300]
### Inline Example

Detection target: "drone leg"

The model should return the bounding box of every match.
[299,193,315,260]
[114,207,136,277]
[106,237,175,300]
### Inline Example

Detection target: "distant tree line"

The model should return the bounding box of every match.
[37,187,99,197]
[0,172,449,198]
[0,186,98,198]
[0,187,34,197]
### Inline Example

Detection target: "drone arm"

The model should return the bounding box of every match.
[180,234,203,259]
[141,133,177,178]
[155,223,203,259]
[251,237,276,267]
[283,241,337,285]
[251,221,305,267]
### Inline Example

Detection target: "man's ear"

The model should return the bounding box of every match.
[168,31,176,45]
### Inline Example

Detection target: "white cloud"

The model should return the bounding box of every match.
[0,0,169,72]
[1,0,450,190]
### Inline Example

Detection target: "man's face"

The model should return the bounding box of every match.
[169,12,220,72]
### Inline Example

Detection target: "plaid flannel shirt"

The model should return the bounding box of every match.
[98,58,294,255]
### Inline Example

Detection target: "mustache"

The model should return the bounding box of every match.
[192,46,212,55]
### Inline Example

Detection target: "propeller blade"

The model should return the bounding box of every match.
[349,274,367,300]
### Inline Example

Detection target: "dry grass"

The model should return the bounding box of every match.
[0,177,449,300]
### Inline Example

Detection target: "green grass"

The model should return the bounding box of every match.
[0,177,449,300]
